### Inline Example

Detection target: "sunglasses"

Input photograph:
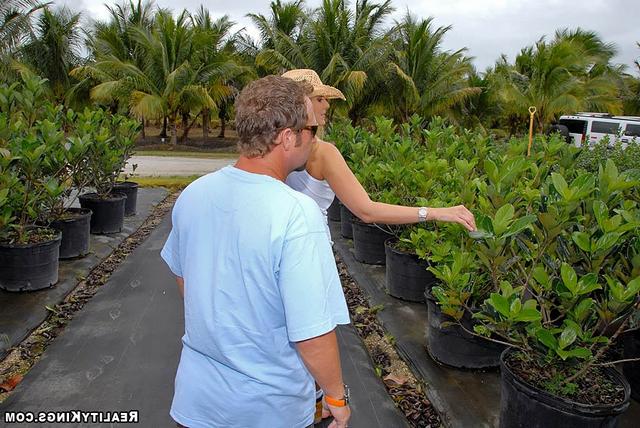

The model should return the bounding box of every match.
[300,125,318,137]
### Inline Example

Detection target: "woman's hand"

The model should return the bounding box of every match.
[429,206,477,231]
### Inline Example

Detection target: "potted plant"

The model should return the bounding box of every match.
[623,307,640,401]
[39,108,95,259]
[471,162,639,426]
[426,248,508,369]
[77,109,140,234]
[111,125,139,216]
[385,226,441,302]
[0,122,62,291]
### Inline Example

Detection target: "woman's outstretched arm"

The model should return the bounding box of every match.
[319,141,476,231]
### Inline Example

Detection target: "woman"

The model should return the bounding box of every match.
[282,69,477,233]
[282,69,476,423]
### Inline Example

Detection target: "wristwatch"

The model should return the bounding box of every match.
[418,207,428,222]
[324,384,350,407]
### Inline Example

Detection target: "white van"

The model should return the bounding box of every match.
[557,113,640,148]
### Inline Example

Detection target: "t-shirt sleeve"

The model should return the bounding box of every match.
[161,208,183,278]
[278,206,349,342]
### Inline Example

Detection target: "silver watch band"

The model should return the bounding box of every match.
[418,207,428,222]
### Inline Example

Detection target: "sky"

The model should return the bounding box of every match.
[58,0,639,74]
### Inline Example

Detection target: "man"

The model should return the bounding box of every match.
[161,75,351,428]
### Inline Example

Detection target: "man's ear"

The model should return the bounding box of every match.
[280,128,296,151]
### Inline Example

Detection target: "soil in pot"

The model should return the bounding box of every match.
[50,208,92,259]
[623,328,640,402]
[385,239,437,302]
[424,289,505,368]
[340,202,354,239]
[499,348,630,428]
[0,228,61,292]
[79,192,126,234]
[112,181,138,216]
[352,219,393,265]
[327,197,341,222]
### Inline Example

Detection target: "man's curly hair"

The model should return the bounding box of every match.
[234,75,313,157]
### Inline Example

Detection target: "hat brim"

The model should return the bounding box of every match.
[312,85,346,101]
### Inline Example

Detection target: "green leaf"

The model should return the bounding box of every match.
[474,325,491,337]
[489,293,510,318]
[577,273,601,295]
[536,328,558,350]
[594,233,621,253]
[624,277,640,300]
[500,281,514,298]
[561,263,578,296]
[551,173,570,198]
[504,215,537,238]
[510,298,522,316]
[513,308,542,322]
[493,204,514,236]
[564,320,583,339]
[572,298,593,322]
[559,327,577,349]
[532,266,550,288]
[572,232,591,252]
[558,347,592,360]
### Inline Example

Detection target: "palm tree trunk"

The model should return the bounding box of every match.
[181,112,201,143]
[141,117,146,140]
[218,105,227,138]
[170,115,178,145]
[203,108,209,143]
[160,116,168,138]
[218,117,226,138]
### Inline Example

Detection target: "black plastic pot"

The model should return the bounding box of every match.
[50,208,92,259]
[340,202,354,239]
[499,348,631,428]
[112,181,138,216]
[327,197,341,221]
[352,219,392,265]
[0,229,61,292]
[385,239,436,302]
[424,289,505,368]
[79,192,126,234]
[623,328,640,402]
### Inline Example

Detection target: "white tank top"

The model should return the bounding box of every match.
[286,170,335,238]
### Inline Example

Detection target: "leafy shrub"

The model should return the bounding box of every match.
[329,114,640,396]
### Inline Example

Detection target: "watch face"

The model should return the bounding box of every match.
[419,207,427,218]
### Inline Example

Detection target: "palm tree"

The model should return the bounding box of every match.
[73,10,214,145]
[458,66,503,131]
[189,6,254,141]
[0,0,49,58]
[386,13,479,123]
[622,42,640,115]
[247,0,307,50]
[494,29,623,132]
[90,0,156,63]
[255,0,394,123]
[80,0,157,135]
[19,6,83,104]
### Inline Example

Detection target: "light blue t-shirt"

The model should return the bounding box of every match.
[161,166,350,428]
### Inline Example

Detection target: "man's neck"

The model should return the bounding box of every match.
[235,155,288,181]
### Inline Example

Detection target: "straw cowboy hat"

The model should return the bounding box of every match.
[282,69,346,101]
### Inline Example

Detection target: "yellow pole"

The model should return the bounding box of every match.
[527,106,537,157]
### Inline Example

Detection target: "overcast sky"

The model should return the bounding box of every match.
[58,0,639,74]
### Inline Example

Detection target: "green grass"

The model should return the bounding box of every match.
[133,150,237,159]
[134,175,202,190]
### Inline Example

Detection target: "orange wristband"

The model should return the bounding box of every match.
[324,384,350,407]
